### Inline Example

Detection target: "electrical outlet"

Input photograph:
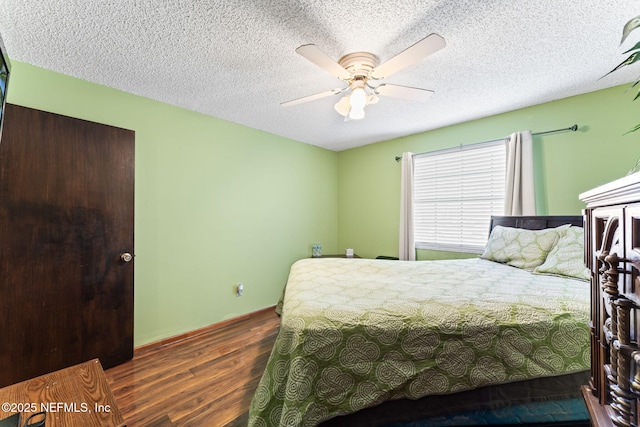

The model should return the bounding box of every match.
[236,283,244,297]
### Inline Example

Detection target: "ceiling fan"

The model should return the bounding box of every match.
[281,34,446,121]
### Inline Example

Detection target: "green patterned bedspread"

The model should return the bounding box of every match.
[249,257,590,427]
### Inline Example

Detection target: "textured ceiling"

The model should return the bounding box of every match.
[0,1,638,151]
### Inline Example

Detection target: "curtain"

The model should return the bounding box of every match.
[399,152,416,261]
[504,130,536,215]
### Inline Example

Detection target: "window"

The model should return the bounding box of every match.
[413,141,505,253]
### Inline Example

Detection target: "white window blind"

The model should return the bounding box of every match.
[413,141,505,254]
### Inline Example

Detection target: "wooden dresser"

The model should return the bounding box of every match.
[580,172,640,427]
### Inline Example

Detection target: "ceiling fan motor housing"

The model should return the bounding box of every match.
[338,52,379,79]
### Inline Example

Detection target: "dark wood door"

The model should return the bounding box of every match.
[0,104,134,387]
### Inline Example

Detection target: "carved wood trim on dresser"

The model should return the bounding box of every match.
[580,172,640,427]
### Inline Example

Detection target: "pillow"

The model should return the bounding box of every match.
[534,226,590,281]
[480,224,570,269]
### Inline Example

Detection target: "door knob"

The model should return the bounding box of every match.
[120,252,133,263]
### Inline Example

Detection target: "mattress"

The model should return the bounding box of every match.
[249,257,591,427]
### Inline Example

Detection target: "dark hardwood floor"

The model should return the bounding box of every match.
[105,307,280,426]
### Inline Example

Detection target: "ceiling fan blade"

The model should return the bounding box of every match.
[374,84,434,101]
[371,34,446,79]
[281,88,343,107]
[295,44,352,80]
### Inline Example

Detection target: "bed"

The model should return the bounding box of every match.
[249,216,590,427]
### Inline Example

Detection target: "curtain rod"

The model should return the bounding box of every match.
[394,124,578,162]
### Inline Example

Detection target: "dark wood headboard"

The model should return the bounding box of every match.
[489,215,583,236]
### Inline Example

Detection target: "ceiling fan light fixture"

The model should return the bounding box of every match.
[348,106,365,120]
[349,87,367,109]
[348,87,367,120]
[334,95,351,116]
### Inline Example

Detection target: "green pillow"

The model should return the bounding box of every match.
[533,226,590,281]
[481,224,570,269]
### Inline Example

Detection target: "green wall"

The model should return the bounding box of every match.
[337,85,640,260]
[6,61,338,346]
